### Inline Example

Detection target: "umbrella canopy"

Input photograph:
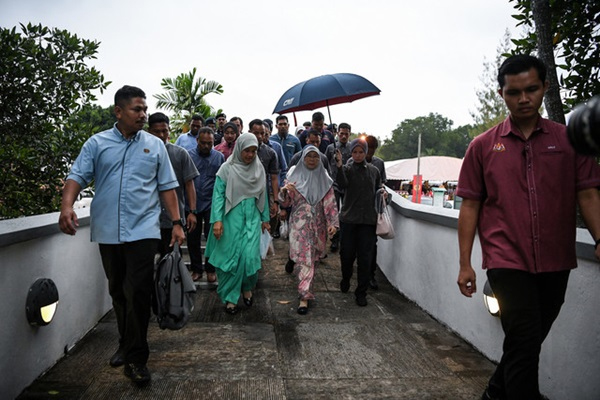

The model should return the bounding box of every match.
[385,156,463,182]
[272,73,380,119]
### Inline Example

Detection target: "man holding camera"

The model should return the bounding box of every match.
[456,55,600,400]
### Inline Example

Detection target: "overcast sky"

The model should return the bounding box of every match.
[1,0,518,139]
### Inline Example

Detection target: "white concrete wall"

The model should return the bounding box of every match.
[0,210,112,399]
[378,193,600,400]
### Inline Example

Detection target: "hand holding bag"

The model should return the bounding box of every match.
[376,189,395,239]
[260,228,273,259]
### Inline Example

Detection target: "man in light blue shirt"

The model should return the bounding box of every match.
[174,114,204,151]
[59,86,184,386]
[270,115,302,166]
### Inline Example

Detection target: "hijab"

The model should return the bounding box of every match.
[286,145,333,205]
[222,122,238,148]
[216,132,266,214]
[349,138,368,154]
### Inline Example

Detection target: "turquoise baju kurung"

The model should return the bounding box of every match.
[205,176,270,304]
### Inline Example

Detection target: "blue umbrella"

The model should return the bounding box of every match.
[273,73,380,123]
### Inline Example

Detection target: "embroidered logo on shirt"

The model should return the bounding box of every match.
[547,145,556,150]
[493,143,506,152]
[144,148,150,153]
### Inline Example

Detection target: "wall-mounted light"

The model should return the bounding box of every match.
[483,279,500,317]
[26,278,59,326]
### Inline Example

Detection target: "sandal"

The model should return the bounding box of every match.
[297,300,308,315]
[191,271,203,282]
[242,291,253,307]
[225,303,238,315]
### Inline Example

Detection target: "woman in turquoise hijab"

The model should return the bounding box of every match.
[205,133,270,314]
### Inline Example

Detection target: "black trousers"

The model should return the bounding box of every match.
[330,190,344,246]
[487,268,570,400]
[339,222,376,298]
[187,209,215,274]
[158,228,172,258]
[370,240,378,279]
[99,239,158,364]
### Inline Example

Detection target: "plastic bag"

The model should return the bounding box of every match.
[260,229,273,259]
[279,220,289,239]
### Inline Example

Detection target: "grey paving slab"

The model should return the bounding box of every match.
[284,377,482,400]
[81,379,286,400]
[18,237,496,400]
[276,320,449,379]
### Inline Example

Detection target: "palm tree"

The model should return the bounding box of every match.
[154,67,223,134]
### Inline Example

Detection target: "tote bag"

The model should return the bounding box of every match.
[376,192,395,239]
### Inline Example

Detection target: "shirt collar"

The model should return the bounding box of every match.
[500,115,547,139]
[112,124,141,142]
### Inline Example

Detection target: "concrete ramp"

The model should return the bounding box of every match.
[18,238,495,399]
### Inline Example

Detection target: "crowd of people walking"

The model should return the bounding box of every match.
[56,54,600,399]
[58,85,387,385]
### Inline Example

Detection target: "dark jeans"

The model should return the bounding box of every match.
[339,222,376,298]
[99,239,158,364]
[487,268,570,400]
[187,209,215,274]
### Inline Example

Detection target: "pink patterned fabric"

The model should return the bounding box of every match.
[279,185,338,300]
[214,140,235,160]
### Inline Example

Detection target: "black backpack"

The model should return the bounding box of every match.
[154,242,196,330]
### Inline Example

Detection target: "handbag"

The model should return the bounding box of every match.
[376,191,395,239]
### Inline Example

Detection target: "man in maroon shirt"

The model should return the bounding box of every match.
[457,55,600,400]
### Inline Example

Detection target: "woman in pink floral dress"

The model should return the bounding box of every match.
[279,146,339,315]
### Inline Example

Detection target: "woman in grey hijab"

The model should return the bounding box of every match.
[205,133,271,314]
[279,145,339,314]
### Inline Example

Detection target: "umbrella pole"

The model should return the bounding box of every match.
[293,112,297,126]
[326,100,332,125]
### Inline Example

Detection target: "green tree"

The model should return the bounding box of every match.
[154,68,223,136]
[509,0,600,120]
[379,113,470,161]
[440,124,472,158]
[0,23,109,219]
[63,104,116,154]
[469,30,511,138]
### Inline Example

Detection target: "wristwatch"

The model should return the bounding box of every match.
[189,209,198,215]
[172,219,184,227]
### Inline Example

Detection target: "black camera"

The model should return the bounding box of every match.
[568,95,600,156]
